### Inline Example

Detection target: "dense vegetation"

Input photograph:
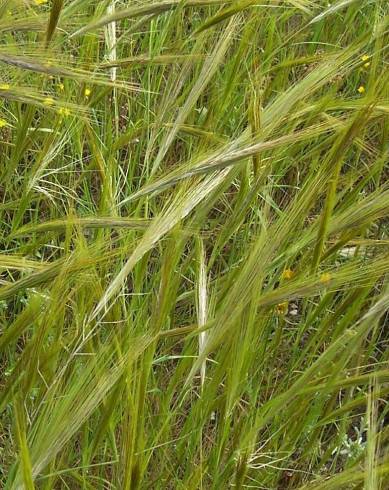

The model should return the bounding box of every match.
[0,0,388,488]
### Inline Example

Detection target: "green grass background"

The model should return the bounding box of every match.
[0,0,388,488]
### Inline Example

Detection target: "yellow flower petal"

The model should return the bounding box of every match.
[0,118,7,128]
[361,54,369,62]
[281,269,294,280]
[59,107,71,117]
[320,272,331,284]
[84,88,91,97]
[0,83,10,90]
[364,62,370,68]
[276,302,288,315]
[357,86,365,94]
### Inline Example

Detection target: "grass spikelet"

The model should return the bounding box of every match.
[1,1,388,488]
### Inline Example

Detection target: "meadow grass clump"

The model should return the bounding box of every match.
[0,0,388,488]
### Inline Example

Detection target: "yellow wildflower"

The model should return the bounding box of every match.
[84,88,91,97]
[361,55,369,62]
[281,269,294,280]
[43,97,55,106]
[59,107,71,117]
[357,86,365,94]
[364,62,370,68]
[0,118,7,128]
[35,0,47,5]
[276,302,288,316]
[0,83,10,90]
[320,272,331,284]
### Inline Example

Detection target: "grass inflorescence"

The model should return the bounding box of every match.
[0,0,388,488]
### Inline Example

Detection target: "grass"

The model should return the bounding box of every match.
[0,0,388,488]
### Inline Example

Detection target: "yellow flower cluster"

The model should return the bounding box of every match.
[59,107,71,117]
[276,302,288,316]
[281,269,294,280]
[320,272,331,284]
[357,55,370,94]
[361,54,370,68]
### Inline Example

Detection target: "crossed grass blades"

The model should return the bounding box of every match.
[0,0,388,489]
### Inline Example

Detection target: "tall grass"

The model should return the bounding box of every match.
[0,0,388,488]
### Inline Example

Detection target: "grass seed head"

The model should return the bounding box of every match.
[43,97,55,106]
